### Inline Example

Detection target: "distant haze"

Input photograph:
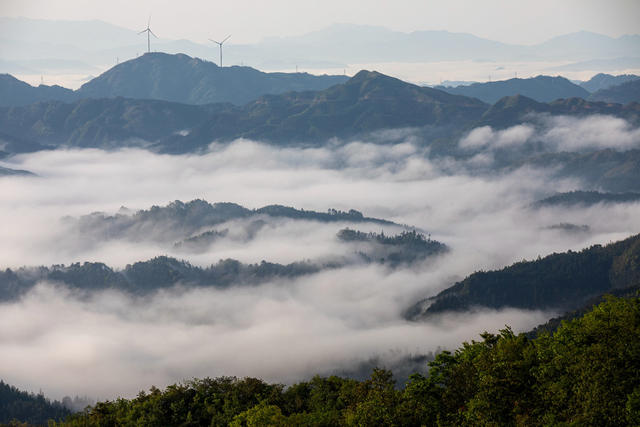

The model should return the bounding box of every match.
[1,0,639,45]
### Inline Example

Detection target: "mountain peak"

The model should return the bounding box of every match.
[75,52,348,106]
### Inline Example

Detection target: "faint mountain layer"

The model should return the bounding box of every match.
[2,18,640,70]
[438,76,590,104]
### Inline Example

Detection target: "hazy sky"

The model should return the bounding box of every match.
[1,0,639,44]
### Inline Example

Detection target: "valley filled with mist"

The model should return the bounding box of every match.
[1,4,640,425]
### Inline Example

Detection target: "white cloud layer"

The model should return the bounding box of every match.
[459,115,640,153]
[1,137,639,400]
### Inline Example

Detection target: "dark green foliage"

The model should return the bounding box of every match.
[439,75,590,104]
[0,256,323,300]
[0,380,70,425]
[337,228,447,266]
[409,233,640,318]
[73,200,395,245]
[48,295,640,426]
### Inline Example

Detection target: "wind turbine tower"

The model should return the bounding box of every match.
[209,35,231,67]
[138,16,158,53]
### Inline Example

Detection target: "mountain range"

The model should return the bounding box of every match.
[588,79,640,104]
[580,72,640,92]
[3,55,640,156]
[0,53,348,107]
[437,75,591,104]
[2,19,640,71]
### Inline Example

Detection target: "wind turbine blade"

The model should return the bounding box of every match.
[148,15,152,27]
[222,35,231,43]
[138,29,147,34]
[209,38,220,44]
[149,29,158,38]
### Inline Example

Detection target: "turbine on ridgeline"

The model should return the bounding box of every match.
[138,16,158,53]
[209,35,231,67]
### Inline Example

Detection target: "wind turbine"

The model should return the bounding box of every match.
[209,35,231,67]
[138,16,158,53]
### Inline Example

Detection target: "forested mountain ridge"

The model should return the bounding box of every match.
[580,72,639,93]
[76,52,349,106]
[0,70,487,153]
[478,94,640,129]
[438,75,590,104]
[0,380,70,425]
[47,295,640,426]
[0,53,348,108]
[170,70,489,147]
[0,73,75,107]
[0,229,446,301]
[3,71,640,156]
[408,233,640,319]
[69,199,397,244]
[588,79,640,104]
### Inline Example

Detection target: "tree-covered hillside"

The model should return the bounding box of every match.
[0,229,444,302]
[50,295,640,426]
[0,380,70,426]
[438,75,590,104]
[408,233,640,319]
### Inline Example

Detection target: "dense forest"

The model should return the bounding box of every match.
[0,381,70,425]
[70,200,396,245]
[30,294,638,426]
[0,229,443,302]
[337,229,447,267]
[408,233,640,318]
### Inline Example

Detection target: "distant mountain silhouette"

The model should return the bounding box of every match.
[479,94,640,129]
[580,73,639,92]
[438,76,590,104]
[0,53,348,108]
[588,79,640,104]
[3,18,640,68]
[0,73,75,107]
[76,52,349,105]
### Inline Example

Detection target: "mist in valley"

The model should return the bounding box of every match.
[0,117,639,401]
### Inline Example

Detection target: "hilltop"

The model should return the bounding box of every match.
[438,75,590,104]
[0,52,348,107]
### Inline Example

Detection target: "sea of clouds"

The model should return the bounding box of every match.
[1,120,639,400]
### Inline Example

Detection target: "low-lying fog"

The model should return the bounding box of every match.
[1,122,639,400]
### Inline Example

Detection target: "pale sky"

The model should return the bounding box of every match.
[1,0,639,45]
